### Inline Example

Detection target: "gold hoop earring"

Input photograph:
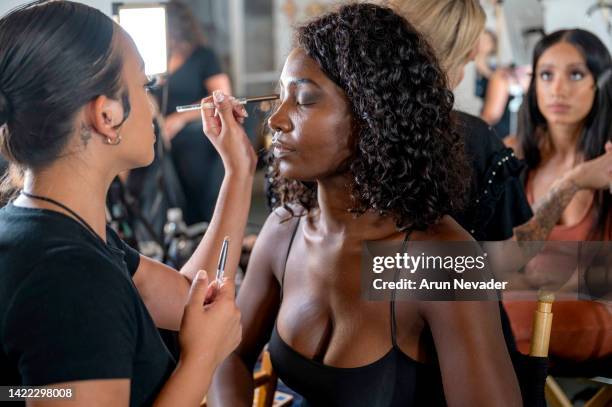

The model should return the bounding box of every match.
[105,135,122,145]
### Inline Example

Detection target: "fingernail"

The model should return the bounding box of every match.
[242,108,249,117]
[196,270,207,280]
[213,90,224,103]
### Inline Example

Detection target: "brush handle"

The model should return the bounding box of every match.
[175,94,279,113]
[176,99,246,113]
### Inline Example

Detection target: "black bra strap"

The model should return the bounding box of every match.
[279,216,301,301]
[390,233,411,348]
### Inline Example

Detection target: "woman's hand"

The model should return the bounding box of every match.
[569,141,612,190]
[178,271,242,369]
[201,90,257,175]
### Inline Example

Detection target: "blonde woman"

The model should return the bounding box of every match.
[388,0,485,88]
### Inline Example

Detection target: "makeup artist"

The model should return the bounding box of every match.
[0,1,255,406]
[153,0,234,225]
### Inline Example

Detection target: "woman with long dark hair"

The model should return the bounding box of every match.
[505,28,612,365]
[157,0,232,141]
[511,29,612,240]
[0,1,254,405]
[208,4,522,406]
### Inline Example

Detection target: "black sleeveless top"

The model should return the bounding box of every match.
[267,219,447,407]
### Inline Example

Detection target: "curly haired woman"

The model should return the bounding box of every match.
[207,4,521,406]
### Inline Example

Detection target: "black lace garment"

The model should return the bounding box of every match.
[450,111,532,241]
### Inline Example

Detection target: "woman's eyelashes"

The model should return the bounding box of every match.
[539,70,552,81]
[296,92,318,106]
[569,70,586,81]
[538,69,588,82]
[277,87,318,107]
[277,95,317,107]
[297,99,315,106]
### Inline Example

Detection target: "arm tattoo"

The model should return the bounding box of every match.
[514,176,580,257]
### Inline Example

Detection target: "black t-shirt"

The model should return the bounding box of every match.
[0,203,175,406]
[153,46,222,116]
[451,111,533,241]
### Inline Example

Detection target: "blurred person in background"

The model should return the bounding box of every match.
[481,64,531,139]
[473,28,530,140]
[478,25,543,140]
[474,29,498,99]
[153,0,233,225]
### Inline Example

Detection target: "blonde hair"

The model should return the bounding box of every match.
[386,0,485,86]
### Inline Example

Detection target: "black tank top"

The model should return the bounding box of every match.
[268,218,447,406]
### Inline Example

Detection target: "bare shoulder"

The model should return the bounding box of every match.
[249,205,303,281]
[412,216,491,314]
[259,206,303,243]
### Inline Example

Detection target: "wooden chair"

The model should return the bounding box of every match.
[201,350,290,407]
[527,291,568,406]
[530,291,612,407]
[252,350,279,407]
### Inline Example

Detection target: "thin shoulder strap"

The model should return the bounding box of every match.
[390,232,411,348]
[279,216,301,301]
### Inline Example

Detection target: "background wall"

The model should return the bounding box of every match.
[543,0,612,51]
[1,0,611,115]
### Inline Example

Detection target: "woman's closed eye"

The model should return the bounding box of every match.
[296,93,317,106]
